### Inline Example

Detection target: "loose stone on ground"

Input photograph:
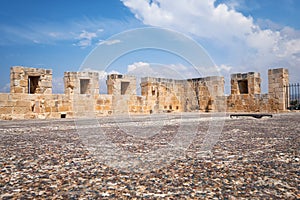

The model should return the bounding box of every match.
[0,113,299,199]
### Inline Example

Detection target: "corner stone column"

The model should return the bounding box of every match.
[268,68,289,111]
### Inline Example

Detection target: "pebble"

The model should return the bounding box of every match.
[0,113,299,199]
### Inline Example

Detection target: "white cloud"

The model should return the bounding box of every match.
[127,61,150,72]
[78,30,97,40]
[121,0,300,83]
[99,39,122,46]
[74,30,98,48]
[217,64,232,72]
[99,70,121,79]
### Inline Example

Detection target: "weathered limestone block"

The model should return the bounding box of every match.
[13,87,24,93]
[19,80,27,87]
[58,106,70,112]
[97,99,104,105]
[15,100,31,107]
[13,106,31,114]
[0,107,13,114]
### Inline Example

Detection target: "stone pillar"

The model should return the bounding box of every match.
[64,71,99,96]
[187,76,224,112]
[106,74,137,114]
[268,68,289,111]
[204,76,225,111]
[230,72,261,95]
[106,74,136,96]
[64,71,99,117]
[10,66,52,94]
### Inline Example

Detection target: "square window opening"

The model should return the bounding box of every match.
[121,82,130,95]
[28,76,40,94]
[238,80,248,94]
[80,79,90,94]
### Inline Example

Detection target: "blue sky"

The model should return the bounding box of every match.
[0,0,299,93]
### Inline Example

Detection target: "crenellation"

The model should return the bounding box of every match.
[0,66,291,120]
[10,66,53,95]
[227,68,290,113]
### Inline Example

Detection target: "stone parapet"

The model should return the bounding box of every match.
[64,71,99,96]
[10,66,52,94]
[0,66,291,120]
[230,72,261,95]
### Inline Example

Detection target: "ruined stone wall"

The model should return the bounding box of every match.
[268,68,289,111]
[140,76,224,113]
[0,66,71,120]
[94,95,113,116]
[227,68,289,113]
[141,77,186,113]
[0,66,291,120]
[107,74,136,96]
[10,66,52,94]
[227,94,270,112]
[106,74,139,114]
[64,71,99,96]
[188,76,224,112]
[0,93,71,120]
[127,95,150,114]
[230,72,261,95]
[227,72,262,112]
[64,72,105,117]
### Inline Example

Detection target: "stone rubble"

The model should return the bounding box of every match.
[0,113,299,199]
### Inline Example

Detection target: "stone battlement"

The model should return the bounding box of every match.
[0,66,289,120]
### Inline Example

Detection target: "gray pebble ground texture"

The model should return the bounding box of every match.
[0,113,299,199]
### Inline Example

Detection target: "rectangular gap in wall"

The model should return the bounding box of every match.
[121,82,130,95]
[152,89,155,96]
[238,80,248,94]
[28,76,40,94]
[80,79,90,94]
